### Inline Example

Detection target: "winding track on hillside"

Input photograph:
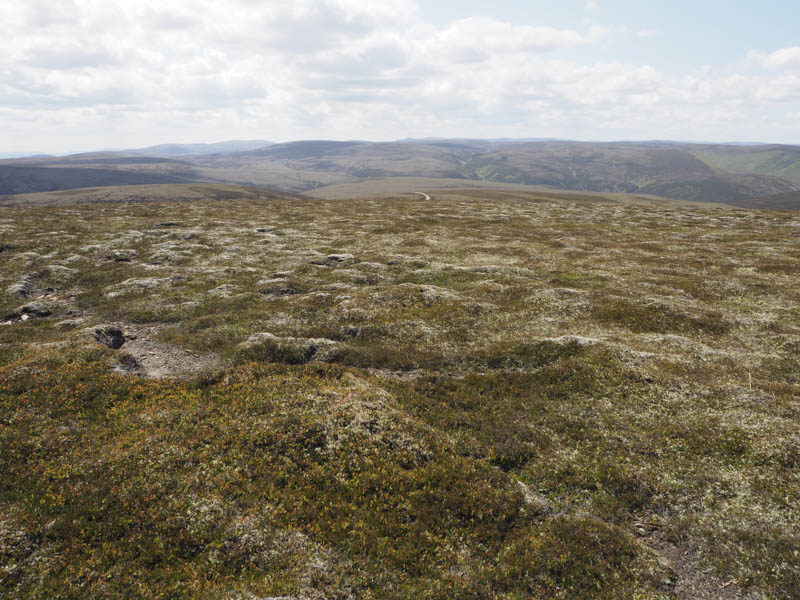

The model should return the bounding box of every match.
[412,192,431,201]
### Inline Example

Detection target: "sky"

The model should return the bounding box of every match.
[1,0,799,154]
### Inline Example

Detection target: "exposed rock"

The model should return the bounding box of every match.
[7,273,40,297]
[259,281,301,297]
[154,222,180,228]
[313,253,356,266]
[342,325,360,338]
[93,326,126,350]
[327,253,355,262]
[106,249,138,262]
[90,324,221,379]
[19,301,57,318]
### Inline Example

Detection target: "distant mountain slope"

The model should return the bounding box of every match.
[690,144,800,185]
[0,183,302,207]
[0,153,208,182]
[27,155,193,167]
[0,152,50,159]
[743,190,800,210]
[232,140,477,178]
[0,166,197,196]
[3,139,800,207]
[215,140,800,204]
[466,142,712,190]
[464,142,800,203]
[130,140,274,157]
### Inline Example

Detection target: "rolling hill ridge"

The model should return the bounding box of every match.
[2,139,800,207]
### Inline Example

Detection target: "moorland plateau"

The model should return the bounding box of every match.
[1,182,799,598]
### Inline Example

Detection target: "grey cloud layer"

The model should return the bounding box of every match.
[1,0,798,151]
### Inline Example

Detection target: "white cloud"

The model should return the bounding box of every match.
[755,73,800,101]
[636,29,663,38]
[20,41,123,70]
[0,1,799,152]
[429,18,611,55]
[747,46,800,72]
[762,46,800,70]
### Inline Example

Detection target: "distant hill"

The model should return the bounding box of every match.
[743,190,800,210]
[233,140,477,178]
[0,152,50,159]
[689,144,800,185]
[11,154,193,168]
[2,139,800,208]
[130,140,273,157]
[213,139,799,204]
[0,166,197,196]
[468,142,714,191]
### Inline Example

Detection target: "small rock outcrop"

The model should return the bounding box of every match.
[312,253,356,266]
[94,326,126,350]
[258,281,300,297]
[7,274,40,298]
[105,249,138,262]
[19,301,56,318]
[327,253,355,262]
